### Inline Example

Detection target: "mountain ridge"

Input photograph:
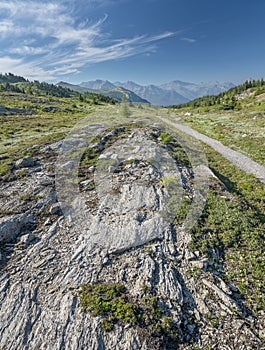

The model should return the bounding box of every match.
[57,81,150,104]
[71,79,235,106]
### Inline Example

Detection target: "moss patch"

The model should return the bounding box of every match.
[79,282,179,347]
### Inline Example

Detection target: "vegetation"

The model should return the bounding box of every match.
[189,146,265,311]
[0,72,117,101]
[170,79,265,110]
[164,80,265,314]
[0,73,118,179]
[79,282,179,347]
[0,72,27,83]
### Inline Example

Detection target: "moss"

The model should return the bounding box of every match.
[79,283,138,326]
[20,194,39,202]
[79,282,179,346]
[160,132,172,144]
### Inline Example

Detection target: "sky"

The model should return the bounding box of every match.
[0,0,265,85]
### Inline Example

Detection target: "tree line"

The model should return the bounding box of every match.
[170,79,265,110]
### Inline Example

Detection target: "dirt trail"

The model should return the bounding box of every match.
[158,116,265,184]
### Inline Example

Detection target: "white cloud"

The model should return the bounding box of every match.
[0,0,175,80]
[0,56,56,80]
[9,46,49,55]
[181,37,196,43]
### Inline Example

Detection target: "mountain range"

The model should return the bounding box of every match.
[57,81,150,104]
[58,79,235,106]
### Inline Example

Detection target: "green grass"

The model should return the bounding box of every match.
[79,283,138,330]
[167,109,265,166]
[0,91,96,178]
[189,146,265,312]
[79,282,179,346]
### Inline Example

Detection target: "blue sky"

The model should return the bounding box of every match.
[0,0,265,85]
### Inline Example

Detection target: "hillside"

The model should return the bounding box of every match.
[0,72,27,83]
[170,79,265,110]
[0,75,264,350]
[57,81,150,104]
[0,73,117,102]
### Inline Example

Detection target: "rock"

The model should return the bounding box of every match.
[44,218,52,226]
[15,156,35,168]
[40,180,53,186]
[49,203,62,215]
[88,166,95,172]
[0,213,36,243]
[80,179,93,186]
[108,165,116,173]
[0,128,262,350]
[19,232,36,246]
[39,140,63,153]
[58,161,76,171]
[190,260,205,269]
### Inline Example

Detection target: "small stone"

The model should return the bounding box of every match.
[40,181,53,186]
[59,161,76,171]
[44,218,52,226]
[103,257,109,264]
[187,324,196,334]
[88,166,95,172]
[49,203,62,215]
[108,166,116,173]
[80,179,93,186]
[15,157,35,169]
[98,153,109,160]
[20,232,36,246]
[190,260,204,269]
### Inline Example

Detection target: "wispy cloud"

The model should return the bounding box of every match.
[0,0,175,80]
[181,37,196,43]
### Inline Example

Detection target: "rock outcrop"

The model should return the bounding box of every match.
[0,126,263,350]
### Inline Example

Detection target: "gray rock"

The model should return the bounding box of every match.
[88,166,95,172]
[0,213,36,243]
[44,218,52,226]
[80,179,93,186]
[49,203,62,215]
[19,232,36,246]
[15,156,35,168]
[0,128,262,350]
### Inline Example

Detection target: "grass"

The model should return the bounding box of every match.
[189,145,265,312]
[2,85,264,335]
[0,91,102,178]
[79,283,138,330]
[79,282,179,346]
[157,103,264,315]
[167,109,265,166]
[20,194,40,202]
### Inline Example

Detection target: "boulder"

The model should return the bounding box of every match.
[49,203,63,216]
[15,157,35,169]
[0,213,36,243]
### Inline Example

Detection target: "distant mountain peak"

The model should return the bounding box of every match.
[60,78,235,106]
[80,80,116,90]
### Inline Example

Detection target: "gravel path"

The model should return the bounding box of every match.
[158,116,265,184]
